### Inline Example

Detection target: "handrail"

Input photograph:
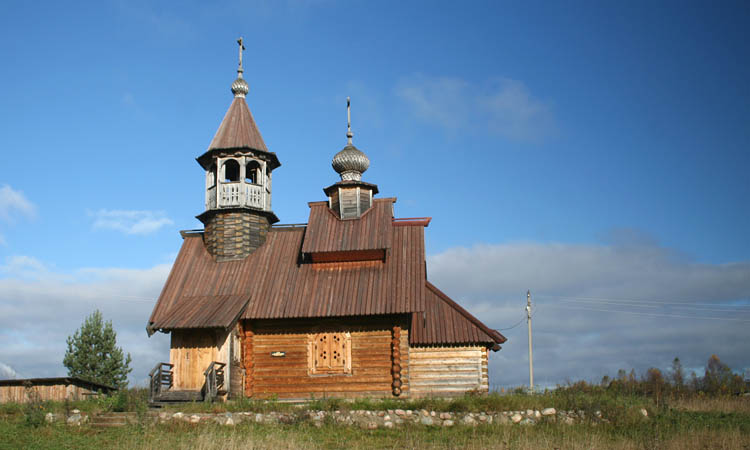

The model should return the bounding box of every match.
[149,362,174,403]
[203,361,226,402]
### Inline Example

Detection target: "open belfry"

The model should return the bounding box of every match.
[147,40,506,402]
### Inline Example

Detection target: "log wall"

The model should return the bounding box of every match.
[409,346,488,397]
[170,329,231,390]
[244,317,410,399]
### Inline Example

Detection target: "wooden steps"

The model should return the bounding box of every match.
[150,390,203,405]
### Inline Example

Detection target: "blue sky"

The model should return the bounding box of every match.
[1,0,749,386]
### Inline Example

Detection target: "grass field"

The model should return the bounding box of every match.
[1,392,749,449]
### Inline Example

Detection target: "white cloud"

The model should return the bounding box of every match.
[0,184,36,223]
[396,75,555,142]
[0,361,21,379]
[91,209,173,235]
[427,238,750,388]
[0,258,172,385]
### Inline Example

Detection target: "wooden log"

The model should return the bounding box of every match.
[243,325,254,397]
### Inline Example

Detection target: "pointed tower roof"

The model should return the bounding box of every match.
[207,97,268,153]
[197,38,280,170]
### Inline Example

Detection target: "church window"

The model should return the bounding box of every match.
[308,332,351,375]
[222,159,240,182]
[246,160,261,184]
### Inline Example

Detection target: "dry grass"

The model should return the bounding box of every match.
[668,396,750,414]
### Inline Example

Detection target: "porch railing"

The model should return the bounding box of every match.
[148,362,174,403]
[203,361,226,402]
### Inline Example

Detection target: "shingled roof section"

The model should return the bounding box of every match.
[207,97,268,152]
[148,222,427,332]
[301,198,394,254]
[410,282,506,347]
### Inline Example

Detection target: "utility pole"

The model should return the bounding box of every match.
[526,290,534,393]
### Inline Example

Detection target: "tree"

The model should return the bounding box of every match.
[669,357,685,389]
[703,354,733,394]
[63,310,132,388]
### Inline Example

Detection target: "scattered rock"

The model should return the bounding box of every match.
[439,412,451,420]
[462,415,477,426]
[395,409,405,416]
[384,421,394,428]
[172,412,184,420]
[520,418,535,425]
[366,421,378,430]
[640,409,648,417]
[66,414,82,425]
[190,414,201,423]
[71,409,80,414]
[542,408,556,416]
[420,416,434,426]
[563,416,575,425]
[511,414,523,424]
[443,419,454,427]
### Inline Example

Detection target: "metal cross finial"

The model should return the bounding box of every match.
[346,97,353,145]
[237,37,246,75]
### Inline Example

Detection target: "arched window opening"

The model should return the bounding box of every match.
[223,159,240,182]
[245,160,261,184]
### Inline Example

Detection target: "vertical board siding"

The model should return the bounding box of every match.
[245,318,409,399]
[409,346,488,397]
[170,329,231,390]
[0,384,97,403]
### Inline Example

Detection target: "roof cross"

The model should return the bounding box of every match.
[346,97,353,145]
[237,37,246,75]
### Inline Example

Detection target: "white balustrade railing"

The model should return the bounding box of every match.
[210,182,265,209]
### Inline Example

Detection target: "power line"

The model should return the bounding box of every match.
[544,303,750,323]
[550,297,750,314]
[497,316,526,331]
[536,293,750,309]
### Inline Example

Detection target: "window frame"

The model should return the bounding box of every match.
[307,331,352,376]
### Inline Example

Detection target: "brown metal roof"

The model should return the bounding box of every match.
[301,198,394,254]
[149,294,249,332]
[410,282,506,347]
[148,222,426,331]
[0,377,117,391]
[148,205,504,349]
[207,97,268,152]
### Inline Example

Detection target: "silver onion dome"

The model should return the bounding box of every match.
[231,76,249,98]
[332,144,369,181]
[231,38,249,98]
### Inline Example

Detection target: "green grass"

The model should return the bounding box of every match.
[2,390,750,449]
[2,407,750,450]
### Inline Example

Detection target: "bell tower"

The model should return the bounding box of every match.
[324,98,379,219]
[196,39,280,261]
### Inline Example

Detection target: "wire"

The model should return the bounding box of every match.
[536,294,750,309]
[496,316,526,331]
[545,303,750,323]
[552,298,750,314]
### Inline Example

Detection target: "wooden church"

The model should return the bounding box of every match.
[147,41,506,402]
